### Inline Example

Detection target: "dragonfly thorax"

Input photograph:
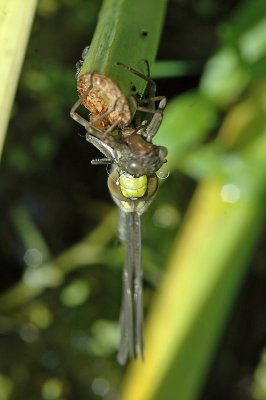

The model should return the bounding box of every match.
[119,173,147,199]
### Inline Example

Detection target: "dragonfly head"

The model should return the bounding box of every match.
[116,144,168,177]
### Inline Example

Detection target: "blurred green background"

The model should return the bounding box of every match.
[0,0,266,399]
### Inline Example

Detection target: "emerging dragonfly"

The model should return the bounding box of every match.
[70,62,167,364]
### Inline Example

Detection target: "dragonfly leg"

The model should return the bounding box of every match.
[70,73,94,129]
[116,60,157,113]
[143,97,167,141]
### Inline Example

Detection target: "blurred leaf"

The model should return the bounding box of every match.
[200,48,250,107]
[41,377,63,400]
[89,320,118,356]
[121,79,266,400]
[60,279,90,307]
[201,1,266,107]
[37,0,60,16]
[28,302,53,329]
[0,210,117,313]
[219,0,266,44]
[11,205,51,261]
[0,374,13,400]
[155,91,218,170]
[151,60,202,79]
[250,348,266,400]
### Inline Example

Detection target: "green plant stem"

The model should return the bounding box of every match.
[0,0,37,159]
[79,0,168,98]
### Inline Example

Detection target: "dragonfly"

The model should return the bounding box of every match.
[70,61,167,364]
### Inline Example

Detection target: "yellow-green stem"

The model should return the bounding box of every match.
[0,0,37,159]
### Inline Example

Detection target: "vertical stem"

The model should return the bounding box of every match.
[0,0,37,159]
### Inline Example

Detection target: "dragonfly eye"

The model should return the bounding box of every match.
[159,146,168,160]
[127,160,141,175]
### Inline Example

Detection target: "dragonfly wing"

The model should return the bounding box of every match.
[117,212,135,365]
[133,212,144,360]
[117,212,144,364]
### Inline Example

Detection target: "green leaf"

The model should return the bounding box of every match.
[155,91,218,170]
[121,73,266,400]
